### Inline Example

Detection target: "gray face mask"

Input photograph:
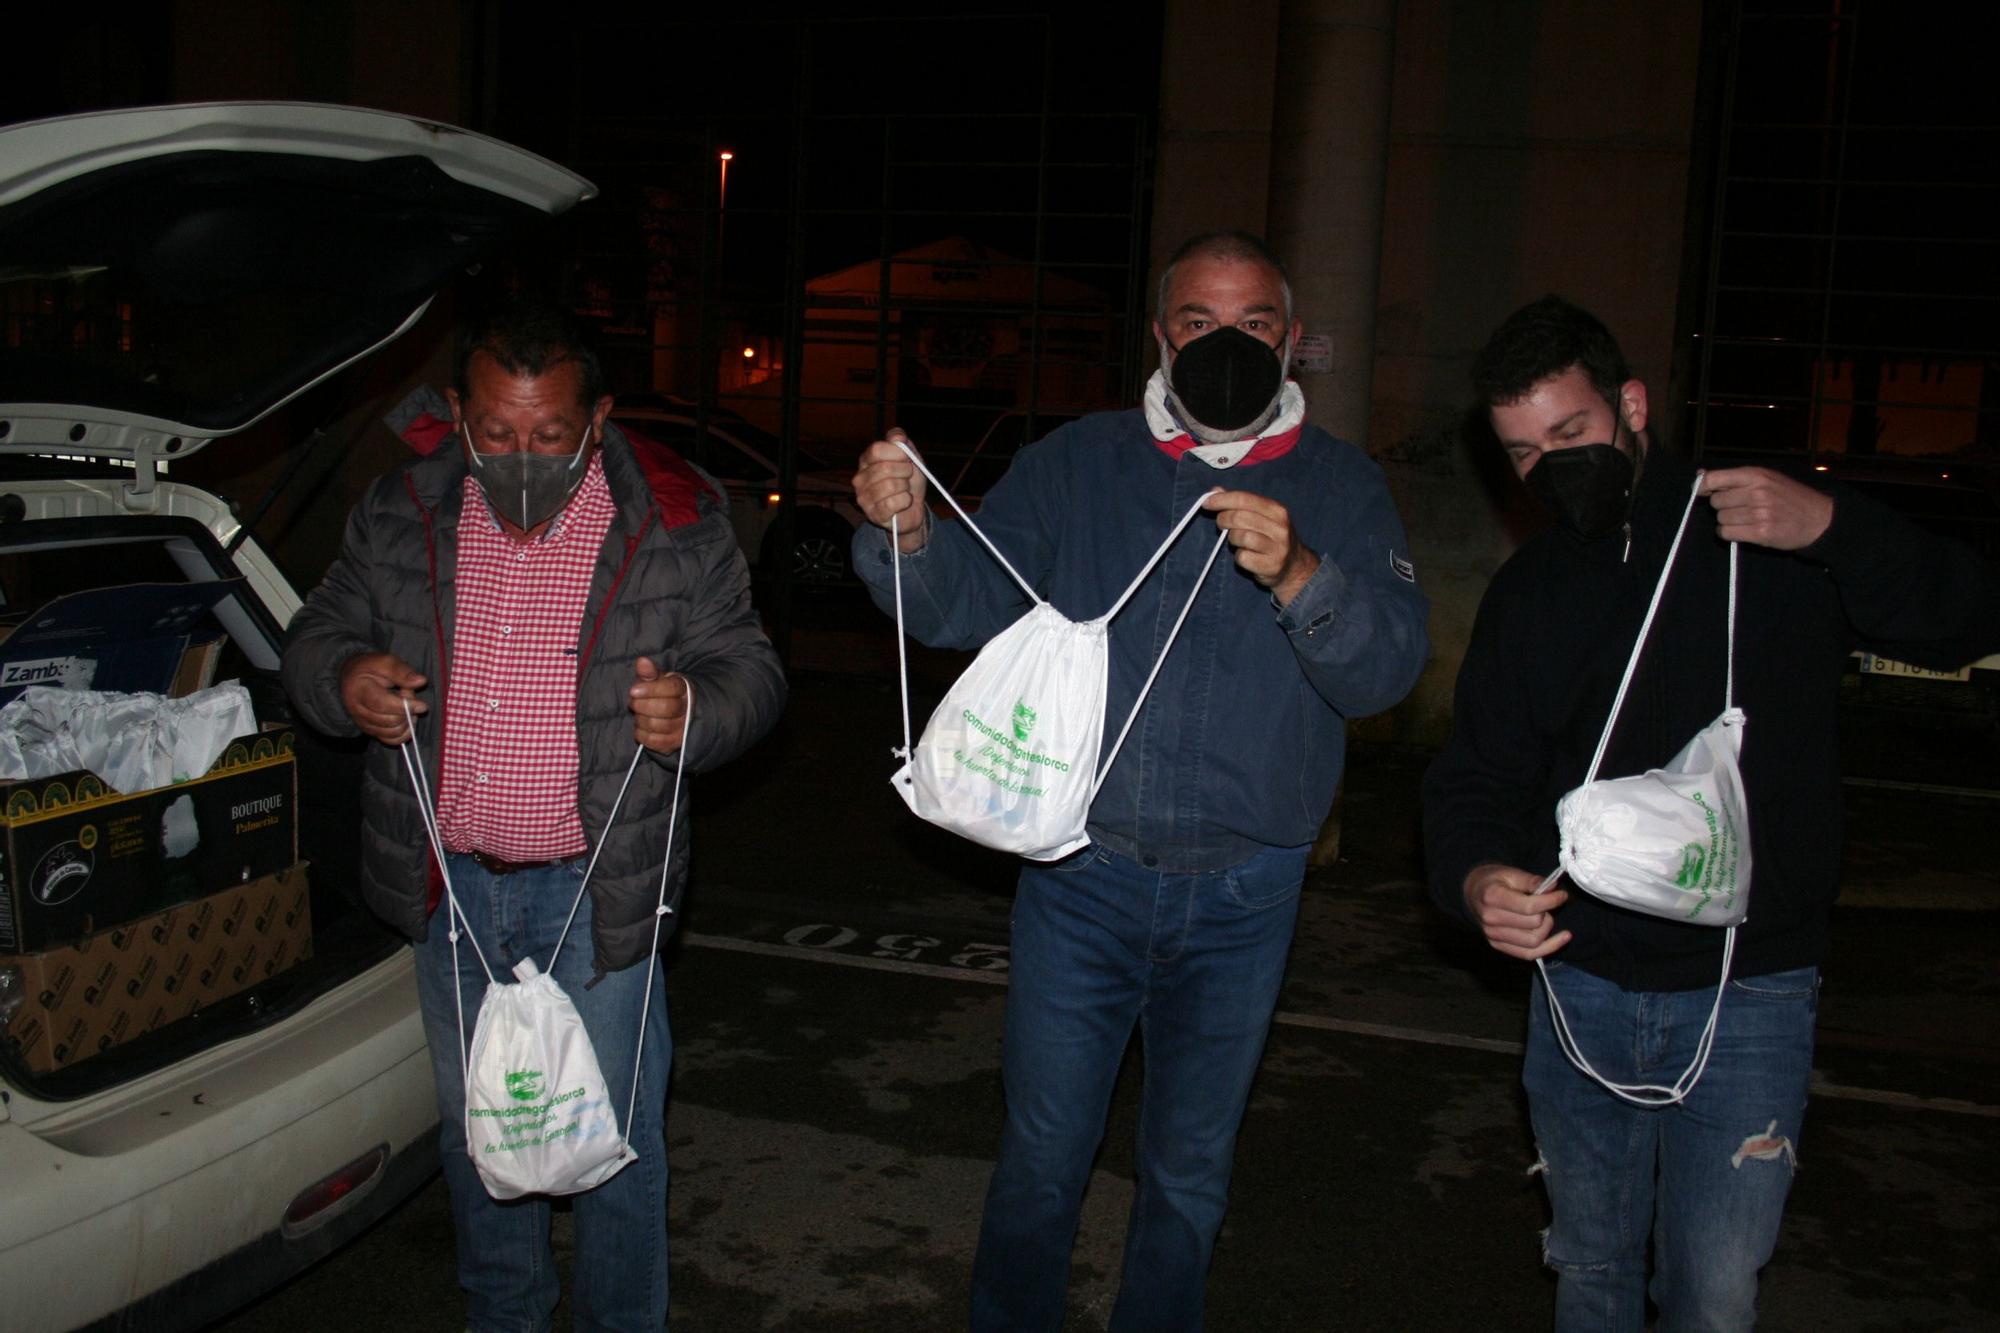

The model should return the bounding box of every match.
[462,422,593,531]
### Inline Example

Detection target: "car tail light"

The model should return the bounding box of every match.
[281,1143,389,1239]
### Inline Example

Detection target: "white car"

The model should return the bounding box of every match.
[0,103,594,1331]
[612,396,863,586]
[948,408,1081,503]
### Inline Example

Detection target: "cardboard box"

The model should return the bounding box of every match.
[3,864,313,1072]
[0,581,244,706]
[169,634,226,698]
[0,730,298,954]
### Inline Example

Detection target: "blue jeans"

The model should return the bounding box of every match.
[1524,961,1819,1333]
[969,842,1306,1332]
[414,856,672,1333]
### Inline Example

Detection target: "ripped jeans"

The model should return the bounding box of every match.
[1523,962,1818,1333]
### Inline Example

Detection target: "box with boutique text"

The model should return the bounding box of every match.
[0,730,297,954]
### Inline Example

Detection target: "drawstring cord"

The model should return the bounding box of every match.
[397,677,694,1156]
[884,436,1229,798]
[1535,471,1743,1108]
[397,697,490,1155]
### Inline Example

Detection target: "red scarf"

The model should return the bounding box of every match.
[1149,420,1305,466]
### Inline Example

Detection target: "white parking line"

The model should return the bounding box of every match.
[1270,1010,1522,1056]
[1842,775,2000,801]
[686,932,1007,986]
[1805,1080,2000,1119]
[680,931,2000,1120]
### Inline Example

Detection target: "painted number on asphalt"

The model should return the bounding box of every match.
[781,923,1009,974]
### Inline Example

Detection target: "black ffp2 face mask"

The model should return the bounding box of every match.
[1167,326,1286,434]
[1524,420,1636,540]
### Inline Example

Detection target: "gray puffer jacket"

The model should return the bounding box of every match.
[282,421,786,973]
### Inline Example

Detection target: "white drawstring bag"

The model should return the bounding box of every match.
[1536,471,1749,1106]
[398,683,692,1198]
[460,956,633,1196]
[884,439,1228,861]
[1556,713,1749,927]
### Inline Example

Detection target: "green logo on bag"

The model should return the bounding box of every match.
[505,1069,544,1103]
[1011,700,1038,741]
[1674,843,1707,888]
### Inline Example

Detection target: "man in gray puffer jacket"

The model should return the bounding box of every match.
[283,302,783,1331]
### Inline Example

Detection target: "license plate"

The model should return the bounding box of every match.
[1858,653,1972,683]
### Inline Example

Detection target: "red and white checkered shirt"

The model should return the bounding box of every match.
[436,454,618,860]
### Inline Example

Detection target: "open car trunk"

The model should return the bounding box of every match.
[0,481,396,1101]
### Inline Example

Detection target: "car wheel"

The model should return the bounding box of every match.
[763,512,855,587]
[791,532,849,584]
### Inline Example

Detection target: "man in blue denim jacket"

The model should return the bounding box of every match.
[850,230,1430,1330]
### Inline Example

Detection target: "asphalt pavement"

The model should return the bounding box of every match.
[213,625,2000,1332]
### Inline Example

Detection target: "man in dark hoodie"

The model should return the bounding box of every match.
[1423,295,1999,1331]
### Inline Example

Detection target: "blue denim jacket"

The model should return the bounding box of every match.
[855,408,1430,871]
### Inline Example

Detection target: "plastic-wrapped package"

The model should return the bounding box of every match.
[0,682,257,793]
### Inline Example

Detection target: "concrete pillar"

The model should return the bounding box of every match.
[1265,0,1396,448]
[1147,0,1283,331]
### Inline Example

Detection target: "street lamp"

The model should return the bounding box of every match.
[717,149,734,255]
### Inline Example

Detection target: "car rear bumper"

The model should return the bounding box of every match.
[75,1132,442,1333]
[0,953,439,1332]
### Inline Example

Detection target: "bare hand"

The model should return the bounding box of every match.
[1699,467,1834,550]
[1463,863,1572,961]
[1201,489,1320,607]
[629,656,689,754]
[852,430,930,553]
[339,652,428,745]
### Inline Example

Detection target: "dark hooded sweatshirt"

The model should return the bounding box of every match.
[1423,445,1999,990]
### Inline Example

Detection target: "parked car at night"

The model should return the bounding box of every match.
[1826,460,2000,781]
[0,102,594,1331]
[1700,450,2000,787]
[947,407,1081,502]
[612,394,863,587]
